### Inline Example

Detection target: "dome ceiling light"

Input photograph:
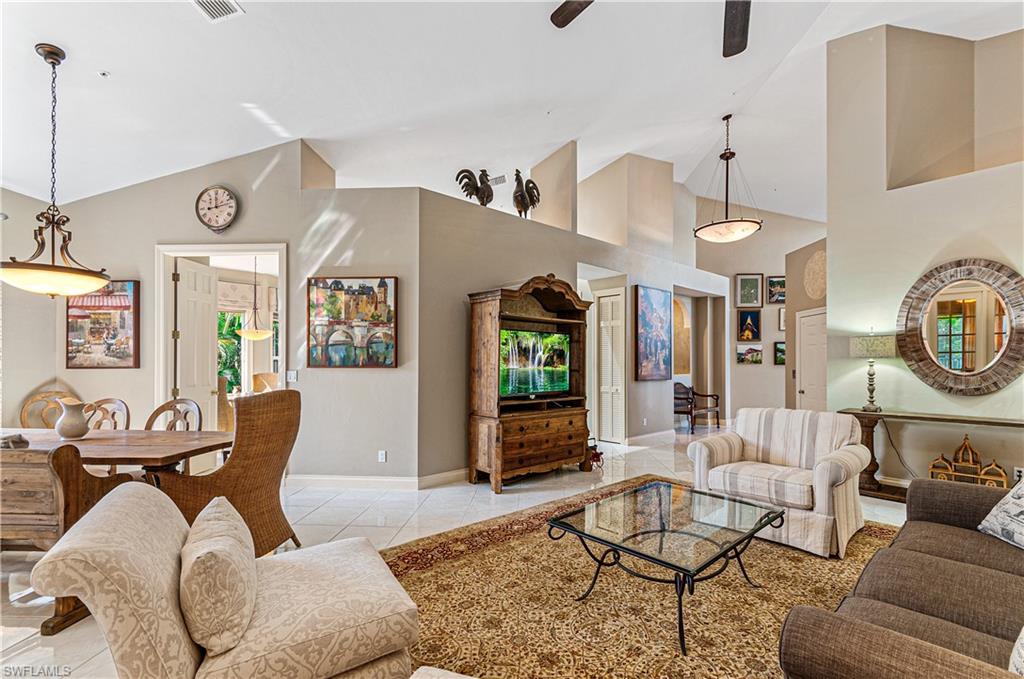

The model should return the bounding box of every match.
[0,44,110,297]
[694,114,764,244]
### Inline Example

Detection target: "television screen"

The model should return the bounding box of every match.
[499,329,570,397]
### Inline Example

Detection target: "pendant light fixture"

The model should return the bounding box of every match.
[694,114,763,243]
[0,44,109,297]
[237,257,272,341]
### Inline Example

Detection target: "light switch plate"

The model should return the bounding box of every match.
[378,450,387,463]
[286,370,298,383]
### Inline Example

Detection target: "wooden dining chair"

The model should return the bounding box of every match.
[144,399,202,432]
[85,398,131,475]
[147,390,301,556]
[19,391,74,429]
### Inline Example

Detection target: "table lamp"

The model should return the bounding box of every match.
[849,334,897,412]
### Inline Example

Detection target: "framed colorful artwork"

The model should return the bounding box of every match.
[66,280,140,369]
[779,307,786,331]
[307,276,397,368]
[735,273,763,308]
[774,341,786,366]
[767,275,786,304]
[737,309,762,342]
[634,285,672,381]
[737,344,763,365]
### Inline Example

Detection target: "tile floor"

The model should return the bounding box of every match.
[1,428,907,677]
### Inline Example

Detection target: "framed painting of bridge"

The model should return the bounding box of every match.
[307,276,397,368]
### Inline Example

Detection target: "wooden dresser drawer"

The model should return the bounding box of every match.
[502,429,584,457]
[504,443,587,471]
[502,412,586,441]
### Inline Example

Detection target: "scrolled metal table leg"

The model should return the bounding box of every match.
[674,573,688,656]
[576,546,619,602]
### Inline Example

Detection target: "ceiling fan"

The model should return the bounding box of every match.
[550,0,752,58]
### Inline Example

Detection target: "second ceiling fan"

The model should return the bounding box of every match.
[551,0,753,58]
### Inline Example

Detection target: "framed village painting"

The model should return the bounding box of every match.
[737,344,763,365]
[634,285,672,381]
[66,280,140,369]
[735,273,763,308]
[307,276,397,368]
[767,275,786,304]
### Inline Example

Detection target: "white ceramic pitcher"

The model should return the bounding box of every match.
[55,398,96,440]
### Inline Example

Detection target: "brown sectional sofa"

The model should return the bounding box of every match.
[780,478,1022,679]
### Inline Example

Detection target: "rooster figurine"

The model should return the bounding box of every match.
[455,169,494,207]
[512,169,541,218]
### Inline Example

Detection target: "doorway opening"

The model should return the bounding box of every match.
[578,264,627,446]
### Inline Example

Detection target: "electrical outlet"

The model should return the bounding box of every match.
[1014,467,1023,484]
[642,417,647,426]
[377,450,387,463]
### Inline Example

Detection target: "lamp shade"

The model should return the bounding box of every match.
[849,335,897,359]
[694,218,763,243]
[237,328,273,341]
[0,262,110,297]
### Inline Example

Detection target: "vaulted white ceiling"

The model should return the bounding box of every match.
[2,2,1020,222]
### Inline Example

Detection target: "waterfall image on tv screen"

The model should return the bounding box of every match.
[499,329,570,397]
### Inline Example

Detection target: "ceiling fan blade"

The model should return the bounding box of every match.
[723,0,751,57]
[551,1,594,29]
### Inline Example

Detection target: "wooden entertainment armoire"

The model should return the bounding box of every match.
[468,274,592,493]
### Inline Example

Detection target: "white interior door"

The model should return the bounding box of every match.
[174,258,219,471]
[596,289,626,444]
[796,308,828,412]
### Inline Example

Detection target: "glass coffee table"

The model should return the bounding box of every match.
[547,480,784,655]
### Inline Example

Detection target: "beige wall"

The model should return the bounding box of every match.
[673,183,697,268]
[975,30,1024,171]
[300,141,336,190]
[827,26,1024,481]
[696,198,825,416]
[784,239,826,409]
[577,156,628,246]
[625,154,674,259]
[529,141,577,232]
[1,189,61,425]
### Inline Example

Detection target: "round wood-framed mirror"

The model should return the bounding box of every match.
[896,258,1024,395]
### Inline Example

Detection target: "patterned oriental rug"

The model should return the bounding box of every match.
[381,475,898,679]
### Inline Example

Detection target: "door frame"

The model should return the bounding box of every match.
[795,306,827,410]
[154,243,288,413]
[594,286,627,444]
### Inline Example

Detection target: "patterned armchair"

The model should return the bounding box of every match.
[687,408,870,558]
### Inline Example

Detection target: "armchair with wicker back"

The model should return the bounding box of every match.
[674,382,721,435]
[146,389,302,556]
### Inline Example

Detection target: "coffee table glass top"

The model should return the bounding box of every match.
[548,481,784,575]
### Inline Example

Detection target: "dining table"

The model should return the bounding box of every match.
[0,427,234,635]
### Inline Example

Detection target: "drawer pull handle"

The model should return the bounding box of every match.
[568,434,573,440]
[519,425,525,432]
[545,422,550,428]
[519,442,524,449]
[568,420,573,425]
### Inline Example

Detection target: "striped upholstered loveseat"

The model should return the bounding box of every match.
[687,408,871,558]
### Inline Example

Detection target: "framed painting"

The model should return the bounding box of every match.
[735,273,763,308]
[737,344,763,365]
[774,341,786,366]
[634,285,672,381]
[767,275,786,304]
[737,309,761,342]
[307,276,397,368]
[66,280,140,369]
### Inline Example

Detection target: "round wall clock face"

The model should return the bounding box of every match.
[195,185,239,232]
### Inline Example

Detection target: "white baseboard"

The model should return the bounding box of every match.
[626,429,676,446]
[286,468,469,491]
[877,475,911,489]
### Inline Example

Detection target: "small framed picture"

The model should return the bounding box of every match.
[737,344,763,365]
[779,307,786,331]
[735,273,763,308]
[737,309,761,342]
[66,280,140,369]
[766,275,786,304]
[774,341,786,366]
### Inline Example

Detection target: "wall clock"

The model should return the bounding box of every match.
[195,185,239,232]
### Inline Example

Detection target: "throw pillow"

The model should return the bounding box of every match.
[1011,625,1024,676]
[978,479,1024,551]
[179,497,257,655]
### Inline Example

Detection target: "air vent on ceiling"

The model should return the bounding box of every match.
[193,0,244,23]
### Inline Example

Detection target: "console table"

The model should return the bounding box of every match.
[839,408,1024,503]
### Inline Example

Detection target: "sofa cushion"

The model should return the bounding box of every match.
[892,520,1024,578]
[733,408,860,468]
[853,547,1024,642]
[837,596,1013,668]
[708,461,813,509]
[196,538,418,679]
[979,479,1024,551]
[1011,626,1024,676]
[180,498,257,655]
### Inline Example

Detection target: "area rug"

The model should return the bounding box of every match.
[381,475,899,679]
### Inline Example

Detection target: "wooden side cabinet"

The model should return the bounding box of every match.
[468,274,592,493]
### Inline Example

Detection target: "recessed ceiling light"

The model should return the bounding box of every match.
[98,70,111,78]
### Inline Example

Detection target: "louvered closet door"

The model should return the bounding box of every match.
[597,290,626,444]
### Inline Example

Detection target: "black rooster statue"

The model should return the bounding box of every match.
[455,169,494,207]
[512,169,540,218]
